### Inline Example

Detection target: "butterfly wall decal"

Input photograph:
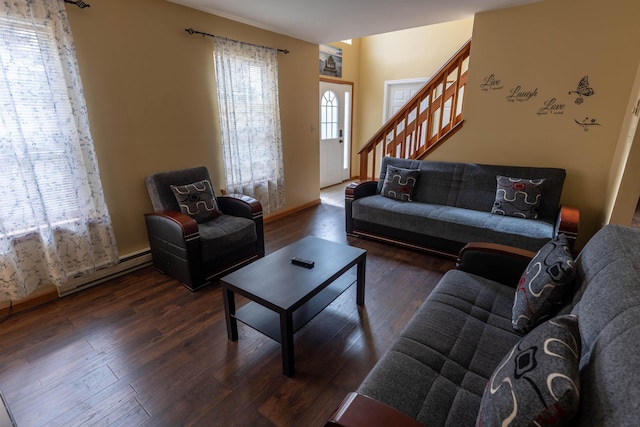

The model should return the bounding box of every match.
[568,76,595,104]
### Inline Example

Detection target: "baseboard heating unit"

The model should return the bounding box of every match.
[59,249,153,297]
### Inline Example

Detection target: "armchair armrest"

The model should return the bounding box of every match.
[456,242,536,287]
[556,205,579,250]
[345,181,378,235]
[144,210,199,241]
[325,393,426,427]
[218,194,263,220]
[217,194,265,257]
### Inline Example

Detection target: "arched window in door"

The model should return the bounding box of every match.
[321,90,338,140]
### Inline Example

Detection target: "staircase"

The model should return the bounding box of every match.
[357,40,471,180]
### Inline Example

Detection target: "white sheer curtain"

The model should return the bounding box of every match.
[0,0,118,300]
[213,37,286,214]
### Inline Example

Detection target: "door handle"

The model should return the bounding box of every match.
[339,139,344,143]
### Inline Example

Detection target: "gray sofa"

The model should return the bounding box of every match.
[326,224,640,426]
[346,156,579,256]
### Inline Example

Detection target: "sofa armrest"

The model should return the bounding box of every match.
[325,393,426,427]
[556,205,580,249]
[345,180,378,201]
[456,242,536,287]
[345,181,378,235]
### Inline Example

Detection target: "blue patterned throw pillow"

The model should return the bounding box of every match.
[380,165,419,201]
[477,315,581,427]
[170,179,221,223]
[513,234,576,334]
[492,175,545,219]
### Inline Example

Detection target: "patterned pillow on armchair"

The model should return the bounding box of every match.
[170,179,222,223]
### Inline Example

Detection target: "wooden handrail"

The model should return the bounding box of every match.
[358,39,471,180]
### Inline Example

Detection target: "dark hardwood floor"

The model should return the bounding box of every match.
[0,183,454,427]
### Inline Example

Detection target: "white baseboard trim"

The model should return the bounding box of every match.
[58,248,153,297]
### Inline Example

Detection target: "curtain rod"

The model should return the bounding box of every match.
[185,28,289,54]
[64,0,90,8]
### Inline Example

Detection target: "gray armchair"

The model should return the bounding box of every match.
[144,166,265,291]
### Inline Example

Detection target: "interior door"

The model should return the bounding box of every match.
[320,81,352,188]
[383,79,427,122]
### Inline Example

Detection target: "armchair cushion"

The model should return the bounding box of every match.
[492,176,545,219]
[170,179,221,223]
[199,215,257,260]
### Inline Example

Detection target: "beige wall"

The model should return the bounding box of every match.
[66,0,319,256]
[425,0,640,248]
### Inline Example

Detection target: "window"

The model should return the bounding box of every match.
[321,90,338,140]
[213,37,285,214]
[0,2,117,299]
[0,17,84,233]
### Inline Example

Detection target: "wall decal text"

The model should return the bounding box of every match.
[506,85,538,103]
[480,74,504,91]
[537,98,566,115]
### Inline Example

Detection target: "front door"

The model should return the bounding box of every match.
[319,81,352,188]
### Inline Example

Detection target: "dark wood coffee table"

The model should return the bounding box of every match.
[220,236,366,377]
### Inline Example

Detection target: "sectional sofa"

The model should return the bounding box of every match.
[345,156,579,256]
[326,224,640,426]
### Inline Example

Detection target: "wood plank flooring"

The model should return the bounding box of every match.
[0,183,454,427]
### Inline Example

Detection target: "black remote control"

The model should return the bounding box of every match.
[291,257,314,268]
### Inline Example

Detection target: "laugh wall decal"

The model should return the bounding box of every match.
[506,85,538,103]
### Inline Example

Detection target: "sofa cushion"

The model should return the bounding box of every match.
[170,179,222,223]
[513,234,577,333]
[380,165,419,201]
[358,269,522,426]
[352,195,555,252]
[477,314,581,427]
[491,175,545,219]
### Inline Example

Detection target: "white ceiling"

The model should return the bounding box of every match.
[167,0,541,44]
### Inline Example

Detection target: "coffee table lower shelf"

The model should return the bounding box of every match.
[233,270,356,343]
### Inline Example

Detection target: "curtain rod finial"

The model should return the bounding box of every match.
[64,0,90,8]
[185,28,195,35]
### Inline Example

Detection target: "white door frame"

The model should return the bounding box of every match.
[319,79,354,187]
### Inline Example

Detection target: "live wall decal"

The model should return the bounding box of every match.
[569,76,595,104]
[480,74,504,91]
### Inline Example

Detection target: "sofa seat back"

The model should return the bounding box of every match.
[377,157,566,223]
[562,224,640,426]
